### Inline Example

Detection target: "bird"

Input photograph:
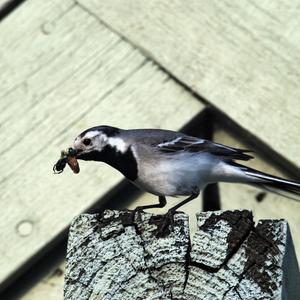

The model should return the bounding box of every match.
[72,125,300,232]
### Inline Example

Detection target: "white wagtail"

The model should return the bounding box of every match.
[69,125,300,213]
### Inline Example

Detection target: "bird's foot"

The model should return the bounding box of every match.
[150,209,178,238]
[125,206,144,225]
[115,207,144,229]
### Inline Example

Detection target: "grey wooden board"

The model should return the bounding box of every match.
[64,211,190,299]
[64,210,299,299]
[185,212,296,299]
[78,0,300,170]
[0,0,204,287]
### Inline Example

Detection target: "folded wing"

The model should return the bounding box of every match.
[157,136,253,161]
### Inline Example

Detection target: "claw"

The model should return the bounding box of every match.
[122,207,144,226]
[150,209,178,238]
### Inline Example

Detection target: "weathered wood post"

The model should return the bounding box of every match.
[64,210,299,299]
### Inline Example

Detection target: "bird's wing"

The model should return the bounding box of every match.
[126,128,186,146]
[157,136,253,161]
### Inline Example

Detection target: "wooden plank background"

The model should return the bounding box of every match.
[0,0,204,288]
[0,0,299,298]
[78,0,300,171]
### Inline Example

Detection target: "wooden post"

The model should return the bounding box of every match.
[64,210,300,299]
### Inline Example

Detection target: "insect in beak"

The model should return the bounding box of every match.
[53,148,80,174]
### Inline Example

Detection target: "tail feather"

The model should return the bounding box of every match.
[243,166,300,202]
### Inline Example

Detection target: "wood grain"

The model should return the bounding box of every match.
[64,211,189,299]
[78,0,300,170]
[0,0,204,288]
[64,210,299,299]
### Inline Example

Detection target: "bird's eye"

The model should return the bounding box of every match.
[83,138,91,146]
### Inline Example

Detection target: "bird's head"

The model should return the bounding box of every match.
[73,125,124,161]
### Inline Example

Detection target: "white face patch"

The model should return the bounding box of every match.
[107,137,127,153]
[74,130,108,152]
[84,131,102,139]
[73,137,82,149]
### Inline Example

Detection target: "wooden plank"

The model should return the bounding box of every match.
[64,210,300,299]
[64,211,190,299]
[0,0,204,289]
[78,0,300,170]
[213,127,300,262]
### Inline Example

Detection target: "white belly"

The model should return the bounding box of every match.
[133,153,214,196]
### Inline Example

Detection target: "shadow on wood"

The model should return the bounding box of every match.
[64,210,299,299]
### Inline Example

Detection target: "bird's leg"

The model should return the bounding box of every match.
[136,195,167,211]
[131,196,167,223]
[155,189,199,237]
[168,189,199,212]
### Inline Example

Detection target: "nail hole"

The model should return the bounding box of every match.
[17,220,33,237]
[41,22,55,34]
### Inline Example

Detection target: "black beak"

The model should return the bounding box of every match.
[68,148,79,156]
[73,149,82,155]
[74,148,85,158]
[75,149,103,161]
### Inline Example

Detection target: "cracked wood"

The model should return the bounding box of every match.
[64,210,300,299]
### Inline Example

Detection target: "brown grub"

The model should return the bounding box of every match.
[67,155,80,174]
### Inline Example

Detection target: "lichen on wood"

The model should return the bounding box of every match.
[64,210,300,299]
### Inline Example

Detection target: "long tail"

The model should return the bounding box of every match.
[235,163,300,202]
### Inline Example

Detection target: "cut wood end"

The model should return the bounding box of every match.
[64,209,299,300]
